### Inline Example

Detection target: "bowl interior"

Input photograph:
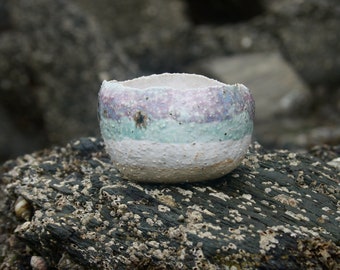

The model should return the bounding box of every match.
[120,73,225,91]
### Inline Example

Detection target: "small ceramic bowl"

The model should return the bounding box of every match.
[98,73,254,183]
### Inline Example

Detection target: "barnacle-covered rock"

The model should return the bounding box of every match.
[1,137,339,269]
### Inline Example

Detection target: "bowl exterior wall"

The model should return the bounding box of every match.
[98,80,254,183]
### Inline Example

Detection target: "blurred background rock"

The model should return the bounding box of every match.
[0,0,339,163]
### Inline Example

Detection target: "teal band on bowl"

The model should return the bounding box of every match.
[100,112,253,143]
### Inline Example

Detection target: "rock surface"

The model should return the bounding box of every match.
[1,137,339,269]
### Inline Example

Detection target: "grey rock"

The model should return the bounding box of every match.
[1,137,339,269]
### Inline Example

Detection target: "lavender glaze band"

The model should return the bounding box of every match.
[98,73,255,183]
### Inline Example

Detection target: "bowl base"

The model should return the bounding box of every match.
[114,157,243,183]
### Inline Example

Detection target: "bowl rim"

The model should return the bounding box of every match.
[101,72,234,92]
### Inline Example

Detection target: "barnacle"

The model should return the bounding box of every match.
[30,256,47,270]
[14,196,32,221]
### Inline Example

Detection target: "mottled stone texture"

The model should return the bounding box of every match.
[1,138,339,269]
[0,0,139,161]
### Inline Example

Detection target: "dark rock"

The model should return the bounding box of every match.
[1,137,339,269]
[185,0,265,25]
[0,0,139,161]
[0,1,10,31]
[0,105,47,162]
[75,0,191,73]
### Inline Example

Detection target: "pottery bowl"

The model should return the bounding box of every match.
[98,73,255,183]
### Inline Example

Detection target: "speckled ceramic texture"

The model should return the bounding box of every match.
[98,73,255,183]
